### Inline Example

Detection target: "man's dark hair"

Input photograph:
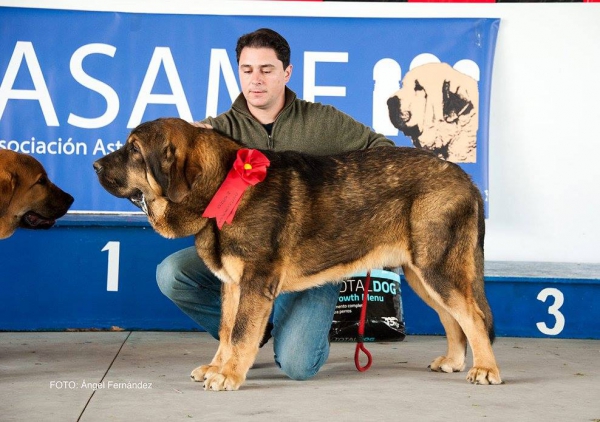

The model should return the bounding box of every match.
[236,28,291,69]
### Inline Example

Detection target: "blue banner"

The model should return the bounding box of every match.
[0,8,499,213]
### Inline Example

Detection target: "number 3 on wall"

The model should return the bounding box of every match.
[536,287,565,336]
[102,241,120,292]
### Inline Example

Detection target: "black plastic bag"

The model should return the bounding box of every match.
[330,269,406,342]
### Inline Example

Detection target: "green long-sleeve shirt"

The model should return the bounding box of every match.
[202,87,394,155]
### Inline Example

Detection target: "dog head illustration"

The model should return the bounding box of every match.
[387,62,479,163]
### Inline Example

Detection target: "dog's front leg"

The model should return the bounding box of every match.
[190,281,240,384]
[204,280,275,391]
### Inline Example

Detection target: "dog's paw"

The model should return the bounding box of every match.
[203,372,243,392]
[190,364,217,382]
[466,366,503,385]
[428,355,466,373]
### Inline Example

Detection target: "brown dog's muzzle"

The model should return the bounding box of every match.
[92,161,103,175]
[93,155,148,214]
[19,185,74,230]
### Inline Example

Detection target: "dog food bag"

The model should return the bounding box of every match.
[330,269,405,342]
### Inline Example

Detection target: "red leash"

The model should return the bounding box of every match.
[354,270,373,372]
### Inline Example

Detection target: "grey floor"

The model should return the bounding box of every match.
[1,332,599,421]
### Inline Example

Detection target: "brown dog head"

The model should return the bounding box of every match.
[0,150,74,239]
[93,118,238,238]
[387,62,479,163]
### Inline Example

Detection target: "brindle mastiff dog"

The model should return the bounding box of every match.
[94,117,502,391]
[0,149,73,239]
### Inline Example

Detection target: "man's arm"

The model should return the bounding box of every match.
[365,130,395,149]
[317,104,395,151]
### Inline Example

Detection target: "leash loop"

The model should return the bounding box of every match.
[354,270,373,372]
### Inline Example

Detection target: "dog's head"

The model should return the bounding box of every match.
[0,150,74,239]
[93,118,234,238]
[387,62,479,162]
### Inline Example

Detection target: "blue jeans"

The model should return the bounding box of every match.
[156,246,341,381]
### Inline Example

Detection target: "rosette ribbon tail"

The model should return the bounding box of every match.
[202,149,270,229]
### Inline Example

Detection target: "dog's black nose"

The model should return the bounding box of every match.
[387,96,400,115]
[93,161,103,174]
[387,96,402,128]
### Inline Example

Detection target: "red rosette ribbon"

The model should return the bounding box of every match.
[202,148,270,229]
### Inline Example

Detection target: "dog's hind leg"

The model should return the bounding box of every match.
[402,265,467,373]
[191,280,240,384]
[444,288,501,385]
[405,262,501,385]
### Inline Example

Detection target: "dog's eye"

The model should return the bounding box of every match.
[36,176,48,186]
[414,81,424,91]
[130,143,140,154]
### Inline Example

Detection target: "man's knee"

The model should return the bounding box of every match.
[276,348,328,381]
[156,255,178,299]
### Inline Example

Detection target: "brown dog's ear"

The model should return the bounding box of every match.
[145,141,190,203]
[166,147,192,203]
[0,170,16,216]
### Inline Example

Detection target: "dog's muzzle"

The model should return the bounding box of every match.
[93,161,103,174]
[387,96,410,128]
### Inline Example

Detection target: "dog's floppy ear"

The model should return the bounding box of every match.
[142,120,199,204]
[421,77,444,127]
[442,80,474,123]
[138,128,186,204]
[0,170,16,216]
[145,141,191,204]
[165,145,193,203]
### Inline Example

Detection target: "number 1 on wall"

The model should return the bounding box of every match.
[102,241,120,292]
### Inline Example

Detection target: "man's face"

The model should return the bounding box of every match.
[238,47,292,118]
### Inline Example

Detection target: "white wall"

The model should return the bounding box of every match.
[3,1,600,264]
[479,5,600,264]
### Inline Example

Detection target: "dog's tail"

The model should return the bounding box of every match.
[474,193,495,344]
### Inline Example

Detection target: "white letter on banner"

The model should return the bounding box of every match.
[68,44,119,129]
[372,58,401,136]
[0,41,59,126]
[303,52,348,102]
[127,47,192,128]
[205,49,240,118]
